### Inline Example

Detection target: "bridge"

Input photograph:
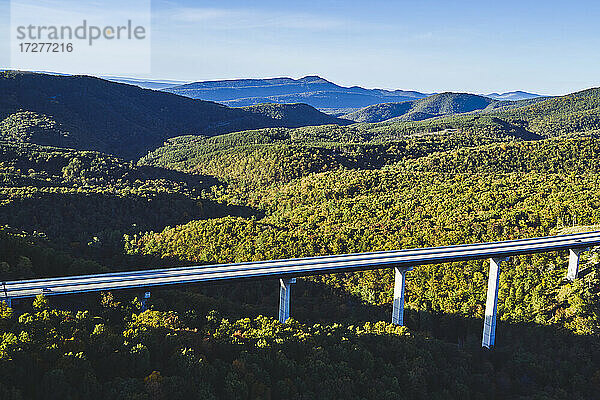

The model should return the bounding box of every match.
[2,231,599,348]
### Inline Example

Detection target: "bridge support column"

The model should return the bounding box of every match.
[482,257,508,348]
[141,291,151,311]
[279,278,296,323]
[392,266,413,326]
[2,281,10,308]
[567,248,588,281]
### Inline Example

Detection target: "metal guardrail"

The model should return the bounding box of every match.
[2,231,599,348]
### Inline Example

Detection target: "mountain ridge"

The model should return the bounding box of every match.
[343,93,496,123]
[485,90,543,101]
[343,92,555,123]
[163,75,430,109]
[162,75,546,112]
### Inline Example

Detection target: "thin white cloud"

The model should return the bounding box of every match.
[166,7,347,31]
[412,32,434,40]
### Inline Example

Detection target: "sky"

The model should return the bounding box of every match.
[1,0,600,95]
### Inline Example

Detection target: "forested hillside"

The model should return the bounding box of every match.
[133,138,600,331]
[342,101,415,123]
[494,87,600,136]
[241,103,351,126]
[138,124,516,189]
[343,94,549,124]
[0,142,261,271]
[343,87,600,139]
[344,93,495,123]
[0,72,348,159]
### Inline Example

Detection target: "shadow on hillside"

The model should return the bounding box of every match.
[23,266,600,400]
[14,271,600,400]
[16,240,597,362]
[0,191,263,244]
[89,276,594,352]
[0,189,264,280]
[41,274,599,360]
[141,277,600,357]
[135,165,222,188]
[13,256,598,399]
[492,117,543,141]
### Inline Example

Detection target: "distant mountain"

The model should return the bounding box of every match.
[342,102,414,123]
[491,87,600,137]
[401,93,497,121]
[102,76,189,90]
[480,96,550,113]
[344,93,496,123]
[485,91,542,101]
[163,76,429,110]
[242,103,352,126]
[0,71,349,159]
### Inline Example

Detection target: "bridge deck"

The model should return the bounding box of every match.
[3,231,599,299]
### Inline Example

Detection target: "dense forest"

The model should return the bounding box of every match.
[343,93,496,123]
[1,74,600,399]
[342,95,549,123]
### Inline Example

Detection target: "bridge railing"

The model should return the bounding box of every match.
[3,231,599,348]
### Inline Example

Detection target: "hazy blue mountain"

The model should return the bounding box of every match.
[163,75,430,109]
[485,91,543,101]
[102,76,189,90]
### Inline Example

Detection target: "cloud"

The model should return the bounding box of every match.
[166,7,347,31]
[412,32,434,40]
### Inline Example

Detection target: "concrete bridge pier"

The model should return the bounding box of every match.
[567,248,588,280]
[2,281,10,309]
[482,257,508,348]
[391,266,413,326]
[279,278,296,323]
[141,291,151,311]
